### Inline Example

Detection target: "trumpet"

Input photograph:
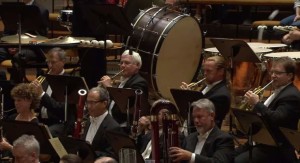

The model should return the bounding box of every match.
[183,78,206,90]
[239,80,274,111]
[98,70,124,87]
[36,76,46,84]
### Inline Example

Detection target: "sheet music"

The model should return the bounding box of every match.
[49,138,68,158]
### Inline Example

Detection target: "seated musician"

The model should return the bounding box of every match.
[0,83,39,153]
[99,50,149,129]
[12,134,40,163]
[83,87,122,160]
[31,47,76,137]
[181,55,230,128]
[235,56,300,163]
[138,99,184,161]
[169,98,234,163]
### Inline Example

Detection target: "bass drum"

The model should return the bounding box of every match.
[126,7,202,99]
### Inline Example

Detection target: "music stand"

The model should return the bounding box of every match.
[232,109,278,162]
[170,88,203,134]
[210,38,261,63]
[106,87,136,127]
[58,136,96,162]
[45,75,89,121]
[0,80,15,117]
[2,120,59,162]
[279,127,300,151]
[105,130,145,163]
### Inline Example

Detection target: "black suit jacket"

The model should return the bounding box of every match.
[111,73,149,124]
[203,80,231,128]
[251,83,300,162]
[82,114,122,159]
[183,126,234,163]
[38,74,76,135]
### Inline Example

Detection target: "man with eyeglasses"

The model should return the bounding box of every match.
[99,50,149,132]
[235,56,300,163]
[32,47,76,137]
[83,87,122,160]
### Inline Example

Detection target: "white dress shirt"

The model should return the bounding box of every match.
[85,111,108,144]
[190,128,213,163]
[202,80,222,95]
[263,83,290,107]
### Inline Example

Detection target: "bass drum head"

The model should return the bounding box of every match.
[156,16,202,100]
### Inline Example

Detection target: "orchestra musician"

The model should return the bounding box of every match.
[282,29,300,50]
[99,50,149,129]
[12,134,40,163]
[82,87,122,160]
[181,55,230,128]
[0,83,39,154]
[235,57,300,163]
[169,98,234,163]
[138,99,184,161]
[31,47,76,137]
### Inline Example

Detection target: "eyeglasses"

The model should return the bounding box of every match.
[268,71,287,75]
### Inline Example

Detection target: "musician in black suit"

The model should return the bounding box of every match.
[169,98,234,163]
[235,56,300,163]
[99,50,149,127]
[181,55,230,128]
[32,48,76,137]
[83,87,122,160]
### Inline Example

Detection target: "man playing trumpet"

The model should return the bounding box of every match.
[181,55,230,128]
[99,50,149,129]
[31,47,76,137]
[235,56,300,163]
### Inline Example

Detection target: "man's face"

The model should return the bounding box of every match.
[203,60,223,84]
[12,146,37,163]
[47,53,64,75]
[270,63,293,89]
[119,55,139,78]
[86,91,107,117]
[192,107,214,134]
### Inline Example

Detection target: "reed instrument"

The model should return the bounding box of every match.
[98,70,124,87]
[186,78,206,90]
[131,89,143,139]
[0,87,3,140]
[150,100,179,163]
[239,80,273,111]
[73,89,87,138]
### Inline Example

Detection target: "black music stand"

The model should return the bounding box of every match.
[58,136,96,162]
[2,120,59,162]
[106,87,136,127]
[105,130,145,163]
[45,75,88,121]
[279,127,300,151]
[0,80,15,117]
[170,88,203,134]
[232,109,278,162]
[210,38,261,63]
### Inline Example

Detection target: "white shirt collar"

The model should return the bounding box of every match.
[198,127,213,140]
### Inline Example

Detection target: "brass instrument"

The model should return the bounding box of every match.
[98,70,124,87]
[36,76,46,84]
[239,80,274,111]
[185,78,206,90]
[73,89,87,138]
[150,100,179,163]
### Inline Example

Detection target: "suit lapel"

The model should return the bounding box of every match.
[268,84,292,109]
[204,80,225,97]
